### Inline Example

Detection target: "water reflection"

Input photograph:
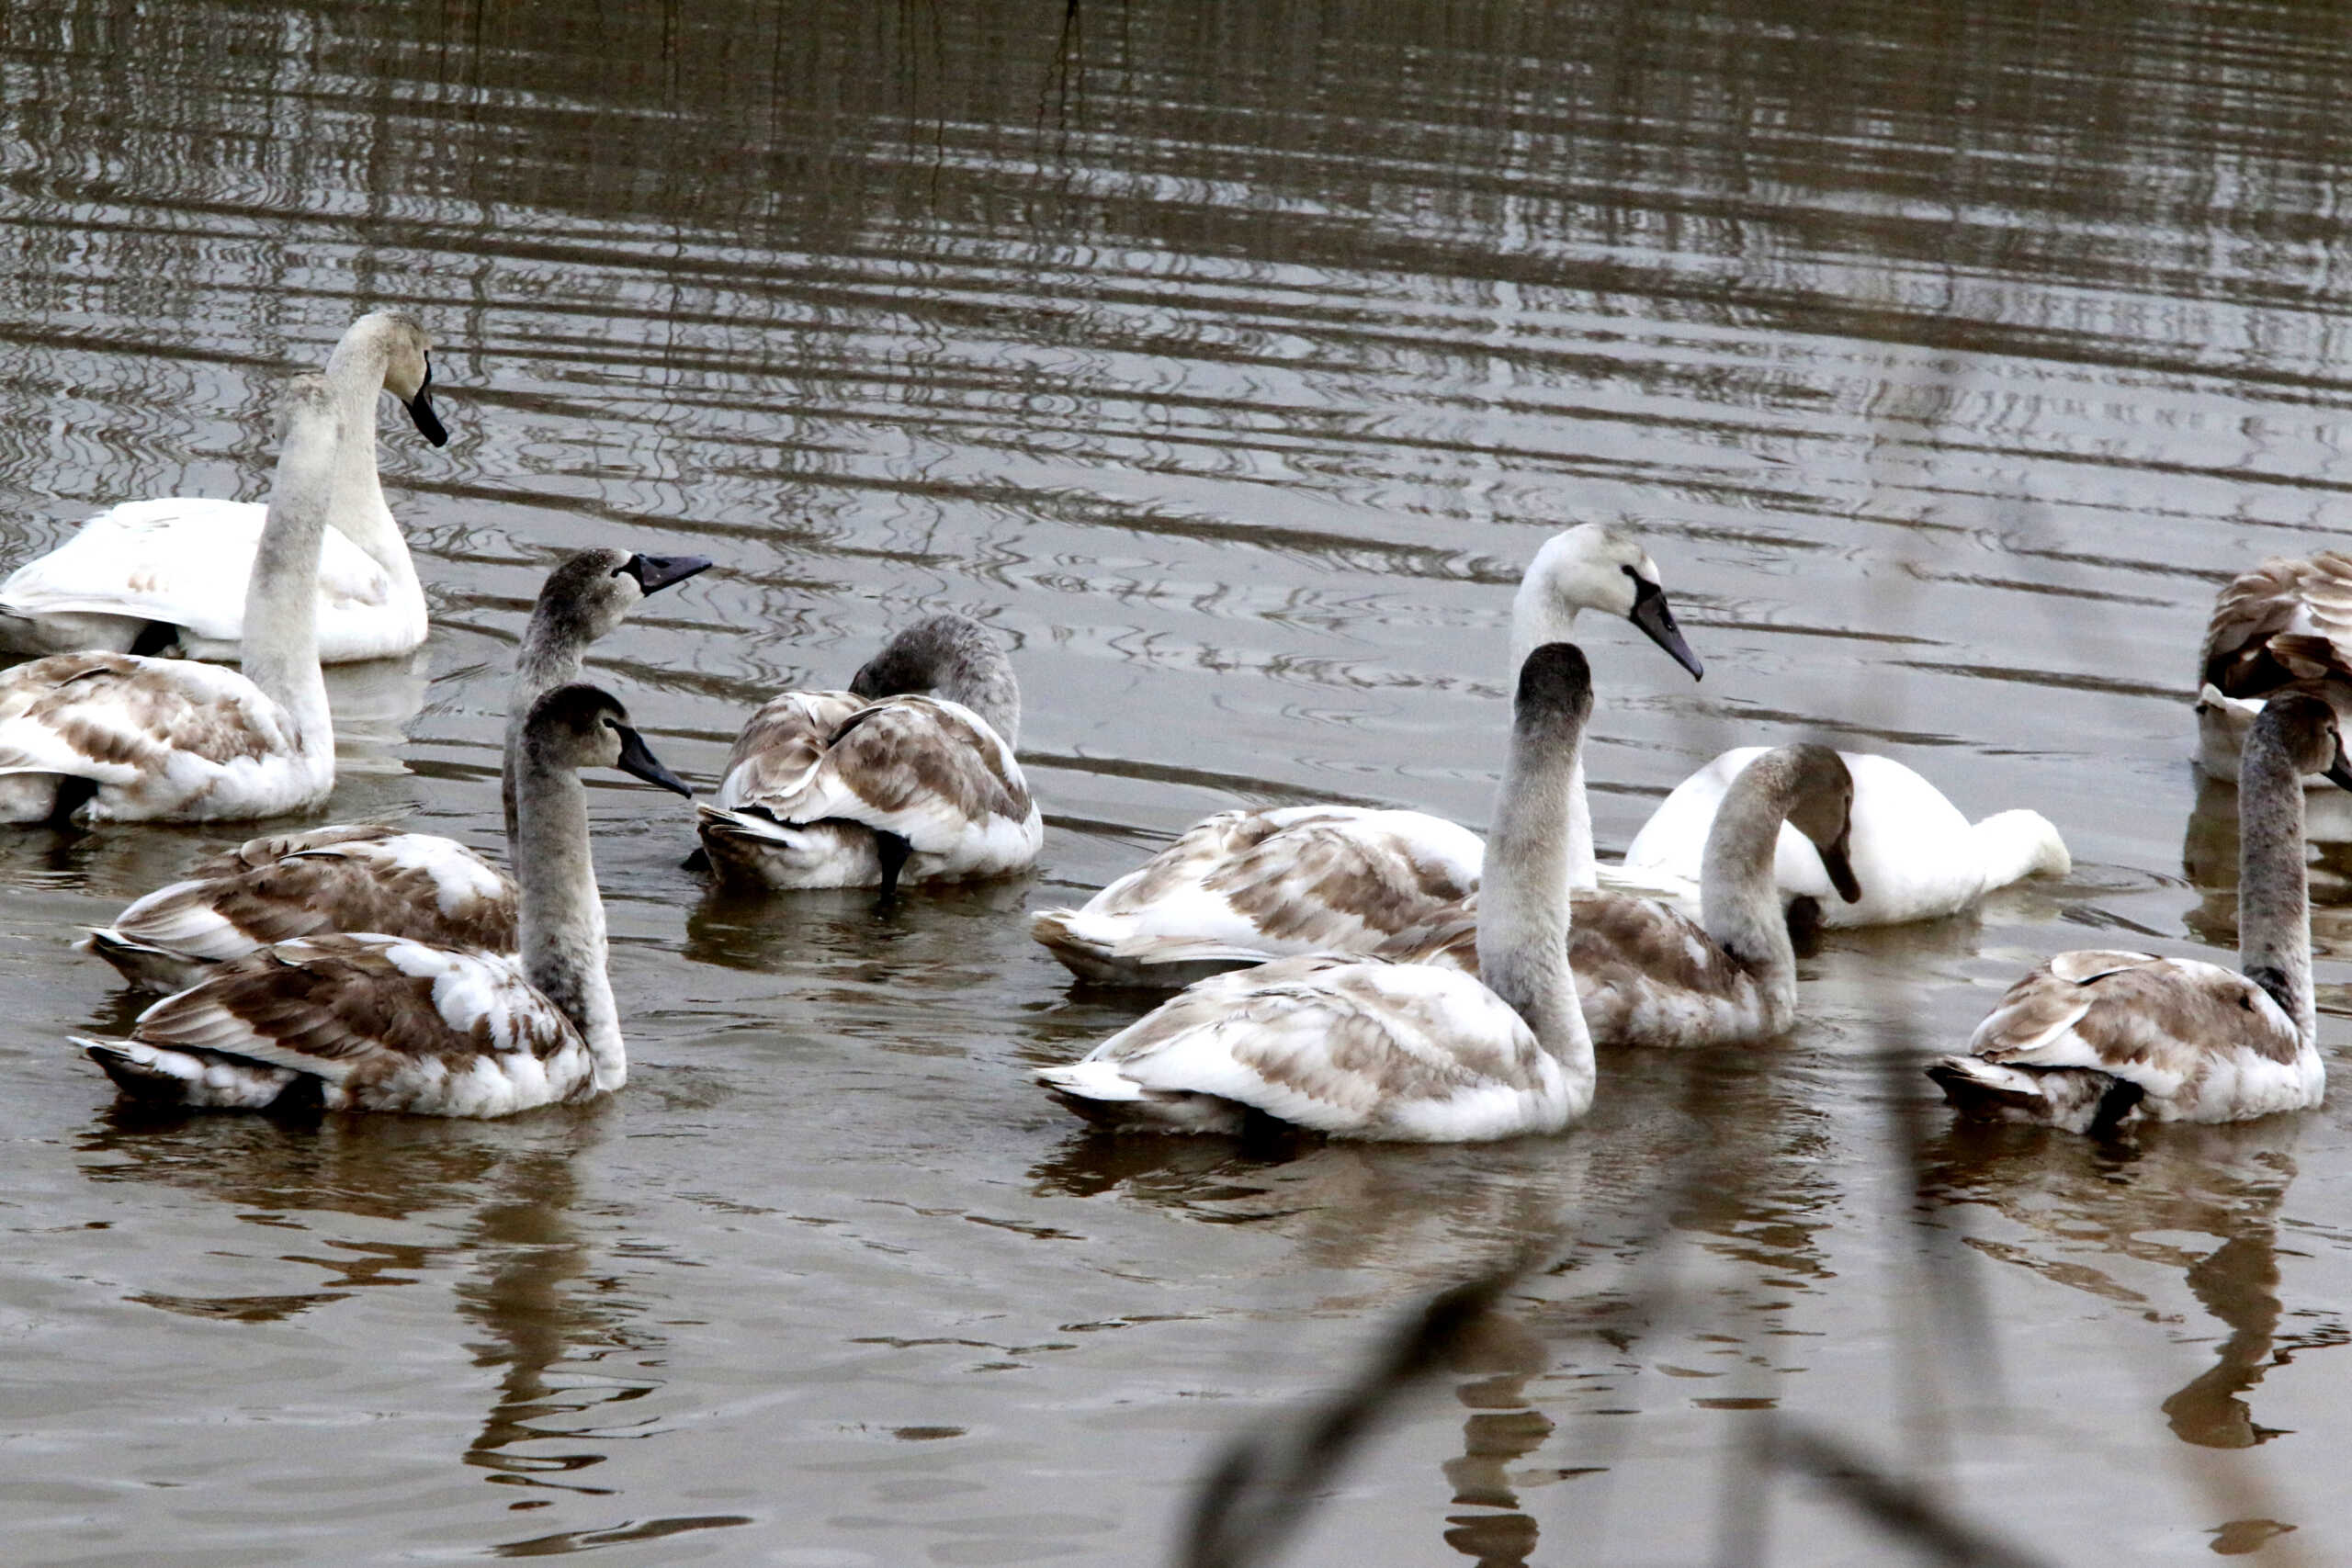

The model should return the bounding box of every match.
[1919,1118,2347,1450]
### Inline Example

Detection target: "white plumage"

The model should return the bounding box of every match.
[0,310,447,662]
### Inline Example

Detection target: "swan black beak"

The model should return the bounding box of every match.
[1628,576,1703,681]
[614,725,694,798]
[621,553,713,595]
[1818,827,1863,904]
[2327,744,2352,794]
[406,361,449,447]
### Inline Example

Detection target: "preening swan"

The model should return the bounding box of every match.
[75,683,693,1117]
[2194,551,2352,780]
[1029,523,1702,985]
[1384,744,1861,1047]
[1928,690,2346,1134]
[82,546,710,991]
[1610,748,2068,927]
[1036,644,1598,1143]
[695,614,1040,896]
[0,375,344,825]
[0,311,447,663]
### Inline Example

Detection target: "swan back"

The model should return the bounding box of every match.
[848,613,1022,749]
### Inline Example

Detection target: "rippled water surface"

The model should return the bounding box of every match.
[6,1,2352,1562]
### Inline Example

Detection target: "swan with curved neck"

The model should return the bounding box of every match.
[81,547,710,992]
[1029,523,1702,985]
[0,310,447,663]
[695,613,1041,897]
[74,684,693,1116]
[1930,690,2345,1133]
[1037,644,1599,1143]
[1379,744,1860,1046]
[0,374,344,824]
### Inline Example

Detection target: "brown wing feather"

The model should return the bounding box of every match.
[2201,553,2352,696]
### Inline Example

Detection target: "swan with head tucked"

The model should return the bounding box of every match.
[0,376,346,825]
[2193,552,2352,781]
[1029,523,1702,985]
[74,684,693,1117]
[695,613,1040,897]
[1928,690,2346,1134]
[80,546,710,993]
[1036,643,1599,1142]
[1380,744,1861,1046]
[0,310,447,663]
[1607,747,2068,927]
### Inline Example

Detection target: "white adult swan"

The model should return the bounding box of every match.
[1036,643,1598,1142]
[74,683,693,1116]
[1928,690,2346,1134]
[1609,748,2068,927]
[0,375,345,824]
[1029,524,1702,984]
[2193,551,2352,780]
[81,546,711,992]
[1382,744,1861,1047]
[695,613,1040,897]
[0,310,447,662]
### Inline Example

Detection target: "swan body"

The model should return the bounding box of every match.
[1038,644,1599,1143]
[1029,524,1701,984]
[1382,745,1861,1046]
[1029,806,1483,987]
[85,825,516,993]
[80,547,708,990]
[2195,553,2352,780]
[1930,691,2345,1133]
[697,615,1041,894]
[0,369,362,825]
[1613,748,2067,927]
[0,310,447,662]
[75,684,692,1116]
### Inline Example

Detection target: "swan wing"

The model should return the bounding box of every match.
[0,498,398,642]
[114,935,588,1116]
[728,694,1038,864]
[1042,953,1563,1141]
[710,690,867,809]
[0,653,304,784]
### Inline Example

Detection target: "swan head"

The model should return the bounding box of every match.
[532,547,713,649]
[1779,744,1862,903]
[335,310,447,448]
[849,613,1021,748]
[1512,641,1594,741]
[524,683,695,798]
[2256,687,2352,792]
[1519,524,1702,680]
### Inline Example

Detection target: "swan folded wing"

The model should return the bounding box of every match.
[110,834,516,963]
[129,936,586,1115]
[183,822,413,880]
[738,694,1037,861]
[0,500,396,640]
[711,690,866,809]
[2202,552,2352,695]
[1963,950,2301,1111]
[1057,954,1556,1140]
[0,653,304,783]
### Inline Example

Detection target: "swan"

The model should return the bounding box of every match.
[1609,748,2068,927]
[1381,744,1861,1046]
[1029,523,1702,984]
[1928,689,2346,1134]
[1035,643,1598,1142]
[2194,552,2352,781]
[74,683,693,1116]
[81,546,710,992]
[0,374,345,825]
[0,310,447,663]
[695,613,1041,896]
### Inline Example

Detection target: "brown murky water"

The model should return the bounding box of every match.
[5,1,2352,1562]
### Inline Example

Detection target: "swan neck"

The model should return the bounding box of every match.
[318,333,409,580]
[1476,700,1595,1102]
[2238,724,2314,1043]
[514,754,625,1089]
[1699,750,1800,1011]
[240,412,334,751]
